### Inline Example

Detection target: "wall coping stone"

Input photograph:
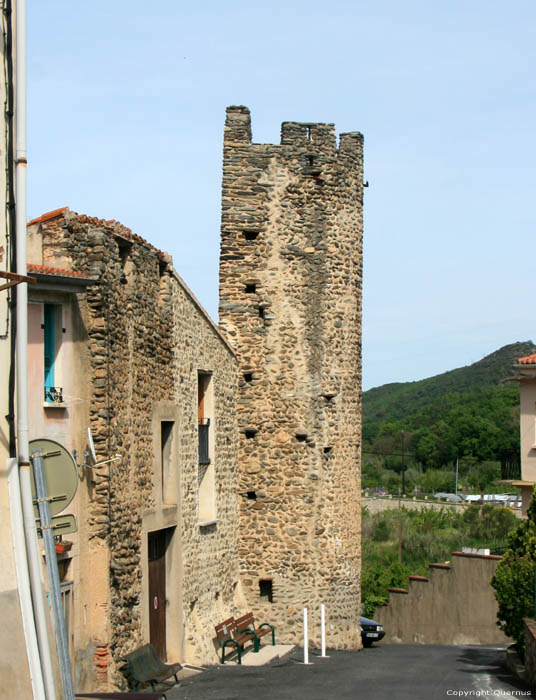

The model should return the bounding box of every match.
[452,551,502,561]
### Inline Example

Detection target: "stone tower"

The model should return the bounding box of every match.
[218,106,363,648]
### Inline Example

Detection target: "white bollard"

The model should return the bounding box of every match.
[320,603,329,658]
[303,607,312,664]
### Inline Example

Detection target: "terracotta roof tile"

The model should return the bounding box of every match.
[27,207,171,261]
[27,263,93,279]
[28,207,68,225]
[518,354,536,365]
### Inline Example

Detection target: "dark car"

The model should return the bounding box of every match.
[360,616,385,647]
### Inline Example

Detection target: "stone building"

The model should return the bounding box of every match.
[26,208,242,691]
[218,106,364,648]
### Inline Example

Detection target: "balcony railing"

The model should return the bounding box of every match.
[198,419,210,464]
[44,386,64,403]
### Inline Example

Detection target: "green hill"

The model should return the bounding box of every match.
[363,340,536,445]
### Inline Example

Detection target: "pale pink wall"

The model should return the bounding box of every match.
[520,378,536,484]
[27,300,73,450]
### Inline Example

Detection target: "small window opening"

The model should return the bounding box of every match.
[158,259,167,278]
[118,241,132,268]
[323,446,333,455]
[245,428,257,439]
[245,284,256,294]
[161,421,174,500]
[247,491,257,500]
[243,230,259,241]
[244,372,253,383]
[295,433,307,442]
[307,155,315,167]
[258,307,265,319]
[259,579,273,603]
[305,126,312,140]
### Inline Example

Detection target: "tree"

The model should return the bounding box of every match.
[491,487,536,656]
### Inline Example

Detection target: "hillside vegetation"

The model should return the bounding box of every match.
[362,341,536,494]
[362,504,519,617]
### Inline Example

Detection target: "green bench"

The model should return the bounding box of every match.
[215,616,257,664]
[123,643,181,692]
[235,612,276,649]
[214,613,276,664]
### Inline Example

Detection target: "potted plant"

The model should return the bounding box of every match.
[55,540,73,554]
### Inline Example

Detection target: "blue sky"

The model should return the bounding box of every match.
[27,1,535,390]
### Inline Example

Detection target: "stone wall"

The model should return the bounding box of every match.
[374,552,509,645]
[524,619,536,689]
[31,209,241,689]
[218,106,364,648]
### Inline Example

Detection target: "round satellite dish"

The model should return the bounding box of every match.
[29,438,78,518]
[87,427,97,463]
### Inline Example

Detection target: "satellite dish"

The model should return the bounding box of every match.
[29,438,78,518]
[87,427,97,463]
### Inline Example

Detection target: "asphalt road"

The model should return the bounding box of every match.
[166,645,532,700]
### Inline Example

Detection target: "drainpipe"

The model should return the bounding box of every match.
[13,1,56,698]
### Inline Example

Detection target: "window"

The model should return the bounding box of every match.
[161,421,175,503]
[43,304,64,403]
[198,373,212,465]
[259,579,273,603]
[198,372,216,523]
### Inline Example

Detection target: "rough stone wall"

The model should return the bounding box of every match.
[35,209,240,686]
[218,106,363,648]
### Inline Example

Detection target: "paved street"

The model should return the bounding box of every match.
[167,645,531,700]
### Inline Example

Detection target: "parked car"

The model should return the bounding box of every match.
[360,616,385,647]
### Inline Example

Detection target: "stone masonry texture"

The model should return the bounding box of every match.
[30,209,240,687]
[218,106,364,648]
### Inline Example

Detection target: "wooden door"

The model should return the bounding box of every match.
[148,530,167,660]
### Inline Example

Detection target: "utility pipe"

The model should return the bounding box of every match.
[7,458,46,700]
[14,1,56,697]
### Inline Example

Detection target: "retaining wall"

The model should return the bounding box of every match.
[374,552,509,645]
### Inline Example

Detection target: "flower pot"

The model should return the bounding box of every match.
[55,541,72,554]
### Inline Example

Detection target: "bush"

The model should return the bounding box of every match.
[491,487,536,656]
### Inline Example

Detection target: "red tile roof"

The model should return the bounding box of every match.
[518,354,536,365]
[28,207,68,225]
[27,264,93,279]
[27,207,170,261]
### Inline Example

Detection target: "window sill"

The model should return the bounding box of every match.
[43,402,67,409]
[198,518,218,528]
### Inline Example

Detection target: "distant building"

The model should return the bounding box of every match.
[513,353,536,513]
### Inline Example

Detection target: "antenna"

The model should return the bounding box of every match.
[87,427,97,463]
[73,427,120,472]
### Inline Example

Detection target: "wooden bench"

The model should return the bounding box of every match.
[234,612,276,651]
[215,616,256,664]
[123,643,181,692]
